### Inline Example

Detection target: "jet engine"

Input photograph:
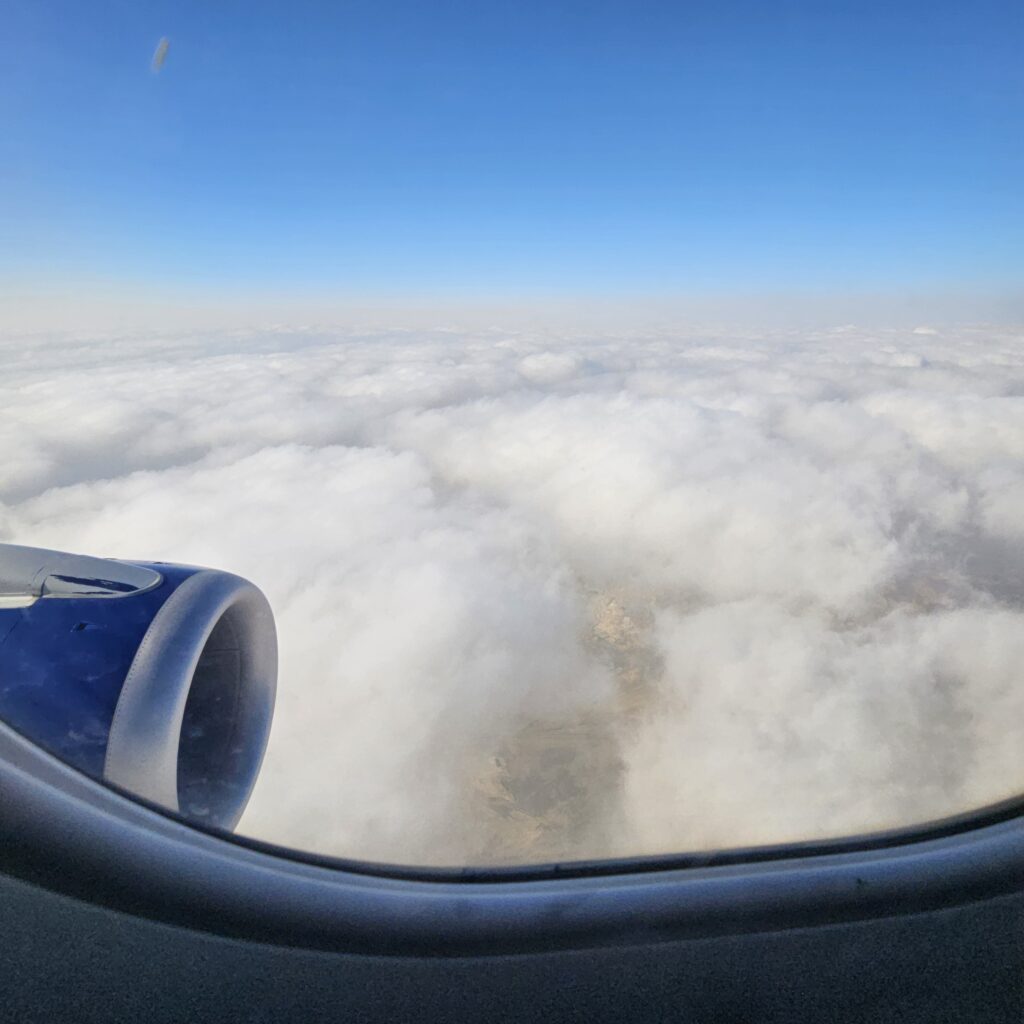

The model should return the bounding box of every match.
[0,543,277,830]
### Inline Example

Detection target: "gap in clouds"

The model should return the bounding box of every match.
[2,322,1024,866]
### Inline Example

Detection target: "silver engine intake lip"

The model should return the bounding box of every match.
[104,570,278,831]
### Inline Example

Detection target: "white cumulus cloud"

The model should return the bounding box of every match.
[2,321,1023,865]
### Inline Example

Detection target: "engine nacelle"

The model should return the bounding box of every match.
[0,544,277,830]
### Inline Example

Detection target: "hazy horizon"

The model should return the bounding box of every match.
[4,282,1024,338]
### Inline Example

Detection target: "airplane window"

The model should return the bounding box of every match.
[1,1,1022,869]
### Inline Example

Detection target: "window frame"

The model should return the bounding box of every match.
[2,719,1023,957]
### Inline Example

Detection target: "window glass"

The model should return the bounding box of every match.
[2,1,1022,867]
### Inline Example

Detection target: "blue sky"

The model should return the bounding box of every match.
[2,0,1022,306]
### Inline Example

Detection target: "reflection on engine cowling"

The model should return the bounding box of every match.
[0,543,277,831]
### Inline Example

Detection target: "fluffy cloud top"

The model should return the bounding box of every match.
[2,322,1023,865]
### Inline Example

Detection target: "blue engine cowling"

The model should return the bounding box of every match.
[0,544,277,831]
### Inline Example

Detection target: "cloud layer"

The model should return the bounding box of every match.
[2,322,1023,865]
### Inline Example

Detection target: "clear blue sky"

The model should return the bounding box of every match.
[2,0,1022,303]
